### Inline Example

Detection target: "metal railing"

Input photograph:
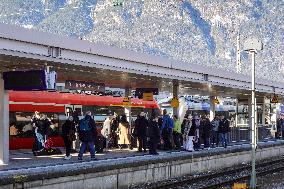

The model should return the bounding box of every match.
[228,124,277,143]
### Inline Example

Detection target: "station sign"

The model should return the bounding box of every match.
[214,98,220,104]
[65,80,105,93]
[271,95,279,103]
[143,92,154,101]
[122,97,131,106]
[3,70,56,91]
[233,183,247,189]
[171,96,179,108]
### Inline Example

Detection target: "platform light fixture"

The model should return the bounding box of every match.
[244,37,263,189]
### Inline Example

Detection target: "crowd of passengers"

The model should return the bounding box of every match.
[31,109,231,161]
[101,109,231,154]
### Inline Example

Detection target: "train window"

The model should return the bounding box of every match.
[9,112,61,138]
[9,112,34,138]
[65,107,73,117]
[74,108,82,116]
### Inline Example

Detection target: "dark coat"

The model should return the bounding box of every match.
[78,115,97,142]
[62,120,76,140]
[136,117,148,137]
[33,118,51,136]
[219,118,230,133]
[188,123,196,136]
[111,117,120,131]
[277,118,284,132]
[158,117,163,130]
[188,118,199,136]
[201,118,211,138]
[148,120,161,142]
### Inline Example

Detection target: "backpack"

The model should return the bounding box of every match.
[79,118,91,131]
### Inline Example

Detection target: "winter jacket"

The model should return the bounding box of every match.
[278,119,284,131]
[201,118,211,138]
[102,118,111,138]
[136,117,148,137]
[211,119,219,132]
[161,115,174,131]
[32,118,51,136]
[111,117,120,131]
[219,118,230,133]
[188,118,200,136]
[78,115,97,142]
[62,120,76,140]
[148,119,161,142]
[174,119,182,134]
[188,122,196,136]
[118,122,130,145]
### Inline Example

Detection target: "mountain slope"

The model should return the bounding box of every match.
[36,0,97,37]
[0,0,283,82]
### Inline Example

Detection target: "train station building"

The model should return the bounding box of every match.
[1,23,284,166]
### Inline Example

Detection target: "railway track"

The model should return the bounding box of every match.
[140,156,284,189]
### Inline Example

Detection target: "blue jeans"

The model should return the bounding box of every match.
[211,131,219,147]
[219,133,228,147]
[78,141,96,159]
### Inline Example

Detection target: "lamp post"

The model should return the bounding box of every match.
[244,37,263,189]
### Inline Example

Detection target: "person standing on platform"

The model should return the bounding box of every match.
[211,116,220,147]
[148,114,160,155]
[110,113,120,148]
[160,109,174,150]
[72,110,80,126]
[201,115,211,149]
[186,115,195,152]
[136,112,148,152]
[173,115,182,150]
[182,115,192,150]
[218,115,230,148]
[157,115,164,150]
[276,116,282,139]
[62,116,76,160]
[102,116,112,148]
[78,111,97,161]
[31,111,42,152]
[31,112,52,154]
[117,115,131,149]
[192,114,201,151]
[277,114,284,139]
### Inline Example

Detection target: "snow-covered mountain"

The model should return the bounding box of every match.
[36,0,96,37]
[0,0,283,82]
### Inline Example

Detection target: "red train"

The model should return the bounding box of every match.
[8,91,159,150]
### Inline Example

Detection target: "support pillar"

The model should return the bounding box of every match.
[0,75,9,164]
[248,97,258,143]
[235,99,239,127]
[209,96,216,121]
[173,80,179,117]
[248,98,252,129]
[262,97,266,125]
[124,88,132,127]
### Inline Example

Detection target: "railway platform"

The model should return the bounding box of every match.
[0,140,283,189]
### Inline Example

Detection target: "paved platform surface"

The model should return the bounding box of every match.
[0,140,282,172]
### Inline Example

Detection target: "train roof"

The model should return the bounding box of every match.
[9,91,159,109]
